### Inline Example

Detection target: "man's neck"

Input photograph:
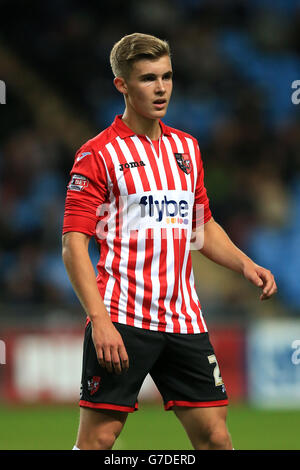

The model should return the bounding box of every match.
[122,111,162,140]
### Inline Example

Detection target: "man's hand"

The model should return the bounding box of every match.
[243,262,277,301]
[91,317,129,374]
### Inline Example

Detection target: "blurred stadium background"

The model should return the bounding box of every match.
[1,0,300,450]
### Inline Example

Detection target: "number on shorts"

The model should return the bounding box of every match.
[207,354,224,386]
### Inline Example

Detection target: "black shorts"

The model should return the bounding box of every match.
[79,322,228,413]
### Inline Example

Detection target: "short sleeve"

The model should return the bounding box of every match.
[62,144,108,236]
[192,144,212,229]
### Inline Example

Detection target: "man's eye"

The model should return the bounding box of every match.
[142,76,154,81]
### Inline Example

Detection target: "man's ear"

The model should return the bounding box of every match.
[113,77,128,95]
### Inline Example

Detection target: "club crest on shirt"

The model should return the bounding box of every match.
[174,153,192,175]
[68,174,89,191]
[87,376,101,395]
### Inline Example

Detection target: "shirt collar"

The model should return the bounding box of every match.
[112,114,172,139]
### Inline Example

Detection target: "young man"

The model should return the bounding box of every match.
[62,33,277,450]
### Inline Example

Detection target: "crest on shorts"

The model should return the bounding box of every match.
[87,376,101,395]
[174,153,192,174]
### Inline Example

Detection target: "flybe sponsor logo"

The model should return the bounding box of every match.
[95,191,204,248]
[139,194,189,225]
[124,190,194,231]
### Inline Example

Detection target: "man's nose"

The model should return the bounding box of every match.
[155,78,166,93]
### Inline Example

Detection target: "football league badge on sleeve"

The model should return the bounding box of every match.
[68,174,89,191]
[174,153,192,174]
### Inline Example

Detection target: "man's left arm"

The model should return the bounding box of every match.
[198,217,277,301]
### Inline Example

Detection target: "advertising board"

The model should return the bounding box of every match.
[248,320,300,407]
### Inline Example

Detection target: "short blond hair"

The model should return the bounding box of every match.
[110,32,171,79]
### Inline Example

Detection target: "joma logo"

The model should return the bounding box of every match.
[119,161,146,171]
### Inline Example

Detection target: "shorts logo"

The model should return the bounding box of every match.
[68,174,89,191]
[87,376,101,395]
[174,153,192,175]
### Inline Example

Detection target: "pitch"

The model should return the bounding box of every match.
[0,403,299,450]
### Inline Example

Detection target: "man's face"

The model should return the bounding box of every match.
[122,55,173,120]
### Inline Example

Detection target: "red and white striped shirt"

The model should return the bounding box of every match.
[63,115,212,334]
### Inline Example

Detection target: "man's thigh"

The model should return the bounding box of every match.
[173,404,228,433]
[173,405,232,449]
[76,406,128,449]
[80,322,165,412]
[150,332,228,410]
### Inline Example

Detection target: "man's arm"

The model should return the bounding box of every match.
[198,217,277,301]
[62,232,129,373]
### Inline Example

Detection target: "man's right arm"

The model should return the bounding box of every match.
[62,231,129,374]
